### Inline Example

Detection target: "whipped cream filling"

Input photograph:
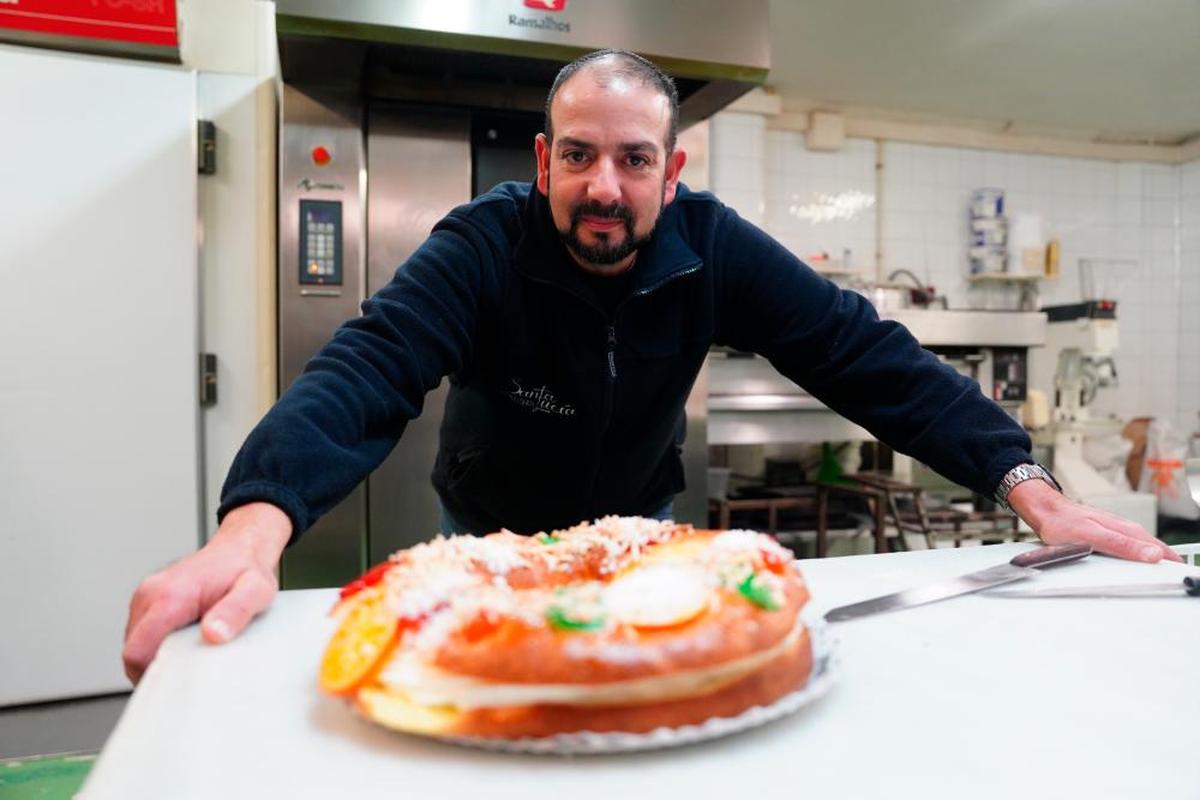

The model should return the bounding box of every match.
[376,611,807,711]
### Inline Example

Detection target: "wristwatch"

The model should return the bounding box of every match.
[994,463,1062,512]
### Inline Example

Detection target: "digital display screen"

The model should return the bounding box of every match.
[299,199,342,286]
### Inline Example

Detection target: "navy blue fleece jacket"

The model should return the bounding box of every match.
[219,182,1033,538]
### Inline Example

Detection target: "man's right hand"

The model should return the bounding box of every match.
[122,502,292,684]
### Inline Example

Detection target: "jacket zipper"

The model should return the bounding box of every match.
[597,260,701,428]
[606,325,617,379]
[520,261,702,515]
[588,262,701,512]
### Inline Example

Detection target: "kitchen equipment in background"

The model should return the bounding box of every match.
[707,466,733,501]
[970,187,1004,218]
[823,543,1092,622]
[885,268,945,308]
[887,309,1045,408]
[1045,238,1061,278]
[1029,299,1158,534]
[708,309,1047,509]
[1077,256,1136,302]
[274,0,769,589]
[706,349,874,447]
[969,187,1007,275]
[1008,213,1045,275]
[849,270,945,315]
[709,310,1046,448]
[859,282,914,313]
[1021,388,1052,428]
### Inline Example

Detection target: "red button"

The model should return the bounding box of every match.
[311,146,331,166]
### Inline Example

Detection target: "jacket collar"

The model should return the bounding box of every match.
[512,183,703,302]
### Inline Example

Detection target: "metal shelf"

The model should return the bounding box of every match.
[968,271,1045,283]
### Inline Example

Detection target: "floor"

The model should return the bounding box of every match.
[0,693,129,760]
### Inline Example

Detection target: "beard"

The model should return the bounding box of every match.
[561,200,651,266]
[549,174,664,268]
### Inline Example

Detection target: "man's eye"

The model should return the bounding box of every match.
[627,155,650,168]
[563,151,588,164]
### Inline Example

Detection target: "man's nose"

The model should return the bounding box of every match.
[587,158,621,205]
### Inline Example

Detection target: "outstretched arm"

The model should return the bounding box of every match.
[123,198,510,682]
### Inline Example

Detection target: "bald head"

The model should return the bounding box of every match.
[544,49,680,153]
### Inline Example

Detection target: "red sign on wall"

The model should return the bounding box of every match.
[523,0,568,11]
[0,0,178,59]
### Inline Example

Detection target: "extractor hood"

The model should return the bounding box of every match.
[275,0,770,126]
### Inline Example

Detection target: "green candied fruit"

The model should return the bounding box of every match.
[534,532,561,544]
[546,604,606,631]
[737,573,781,611]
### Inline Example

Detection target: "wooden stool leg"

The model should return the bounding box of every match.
[873,494,887,554]
[817,486,829,558]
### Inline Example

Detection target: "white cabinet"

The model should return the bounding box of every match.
[0,45,200,704]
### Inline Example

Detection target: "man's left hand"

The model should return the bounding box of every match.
[1007,478,1181,563]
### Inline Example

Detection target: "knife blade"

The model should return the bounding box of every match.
[986,576,1200,599]
[823,543,1093,623]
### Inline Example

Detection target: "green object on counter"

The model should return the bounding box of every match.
[0,753,97,799]
[816,442,844,483]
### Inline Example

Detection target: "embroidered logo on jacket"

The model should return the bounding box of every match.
[507,379,577,417]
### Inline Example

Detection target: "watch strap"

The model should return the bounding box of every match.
[994,463,1062,512]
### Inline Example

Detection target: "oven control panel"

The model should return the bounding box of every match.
[299,199,342,285]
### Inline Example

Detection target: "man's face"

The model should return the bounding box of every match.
[535,67,687,276]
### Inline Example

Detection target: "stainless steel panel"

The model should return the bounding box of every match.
[709,395,830,411]
[885,310,1048,347]
[365,107,472,560]
[708,409,874,446]
[708,353,807,397]
[278,85,367,588]
[705,353,872,444]
[677,359,709,527]
[276,0,769,72]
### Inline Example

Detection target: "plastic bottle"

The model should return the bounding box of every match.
[1044,238,1060,278]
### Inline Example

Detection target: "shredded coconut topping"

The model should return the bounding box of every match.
[362,517,795,657]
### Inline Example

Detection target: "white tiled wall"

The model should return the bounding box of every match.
[1181,160,1200,436]
[708,112,1199,435]
[763,131,876,271]
[708,113,766,227]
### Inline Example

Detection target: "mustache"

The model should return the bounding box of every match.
[569,200,635,230]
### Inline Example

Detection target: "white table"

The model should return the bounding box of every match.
[82,544,1199,799]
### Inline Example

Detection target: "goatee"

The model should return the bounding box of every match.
[561,199,653,266]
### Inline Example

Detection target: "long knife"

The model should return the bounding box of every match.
[823,544,1093,623]
[986,576,1200,599]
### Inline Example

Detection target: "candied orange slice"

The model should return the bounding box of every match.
[319,589,398,694]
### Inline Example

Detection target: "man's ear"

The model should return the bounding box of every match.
[662,147,688,206]
[534,133,550,196]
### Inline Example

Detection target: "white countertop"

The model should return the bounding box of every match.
[82,543,1200,800]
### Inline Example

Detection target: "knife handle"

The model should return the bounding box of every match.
[1010,544,1093,569]
[1184,577,1200,597]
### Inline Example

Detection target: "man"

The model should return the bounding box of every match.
[122,49,1178,683]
